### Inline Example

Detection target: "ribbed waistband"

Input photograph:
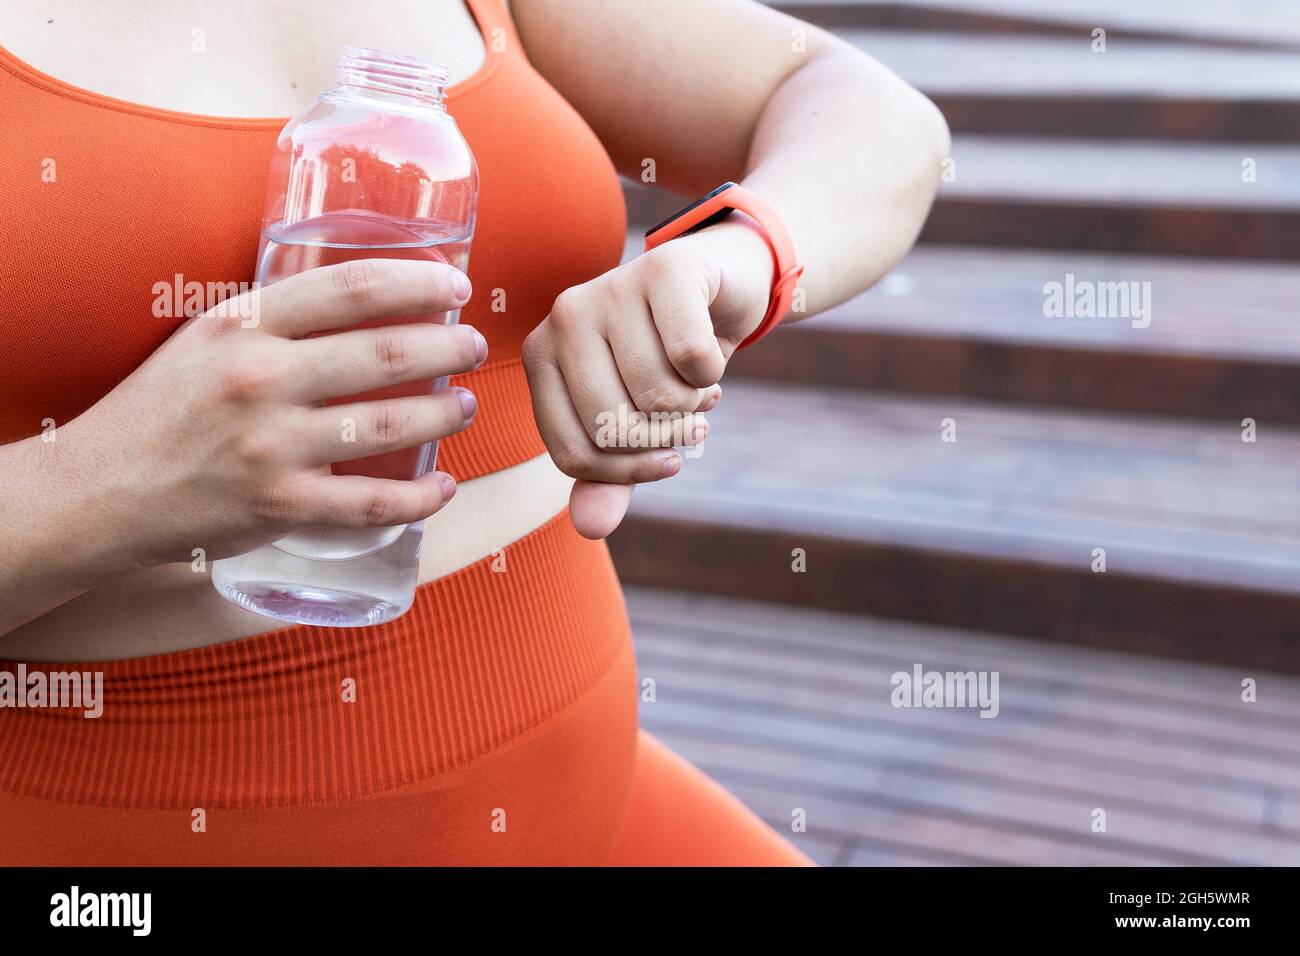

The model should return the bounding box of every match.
[0,511,631,809]
[440,359,546,480]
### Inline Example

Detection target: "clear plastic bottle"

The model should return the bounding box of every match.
[212,46,479,627]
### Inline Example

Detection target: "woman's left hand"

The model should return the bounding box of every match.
[522,218,776,539]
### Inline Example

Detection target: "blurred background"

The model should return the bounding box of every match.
[608,0,1300,865]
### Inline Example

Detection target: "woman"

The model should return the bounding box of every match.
[0,0,946,864]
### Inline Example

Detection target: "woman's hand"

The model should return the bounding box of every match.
[522,219,775,538]
[63,258,485,569]
[0,257,484,635]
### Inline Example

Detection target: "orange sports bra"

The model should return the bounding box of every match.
[0,0,627,480]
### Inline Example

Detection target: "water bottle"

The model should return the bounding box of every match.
[213,46,479,627]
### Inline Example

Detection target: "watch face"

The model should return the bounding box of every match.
[645,182,738,240]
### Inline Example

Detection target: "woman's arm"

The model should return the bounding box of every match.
[0,433,127,637]
[513,0,948,537]
[0,261,481,638]
[512,0,950,317]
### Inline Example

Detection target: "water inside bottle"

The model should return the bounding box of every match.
[266,211,469,558]
[211,210,472,625]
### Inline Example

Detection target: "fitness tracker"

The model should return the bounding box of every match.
[644,182,804,348]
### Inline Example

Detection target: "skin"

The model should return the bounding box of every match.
[0,0,948,656]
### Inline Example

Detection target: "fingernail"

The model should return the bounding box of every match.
[699,389,721,412]
[453,273,472,304]
[455,387,478,420]
[690,419,709,443]
[660,454,682,478]
[438,472,457,500]
[466,326,488,364]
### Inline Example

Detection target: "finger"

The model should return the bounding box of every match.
[606,297,710,415]
[569,480,634,540]
[300,388,476,465]
[643,262,726,387]
[553,328,636,440]
[296,469,458,529]
[251,259,471,338]
[554,329,707,452]
[523,333,682,484]
[287,322,486,402]
[697,384,722,412]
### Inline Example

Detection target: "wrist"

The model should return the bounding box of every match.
[0,431,133,635]
[686,217,776,346]
[643,181,802,350]
[30,421,151,584]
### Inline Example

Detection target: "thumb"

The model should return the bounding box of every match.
[568,480,635,540]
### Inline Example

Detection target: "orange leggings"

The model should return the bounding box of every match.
[609,733,813,867]
[0,514,809,866]
[0,728,810,866]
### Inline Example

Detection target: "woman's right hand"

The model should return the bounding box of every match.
[63,257,484,570]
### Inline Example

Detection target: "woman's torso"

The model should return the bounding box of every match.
[0,0,628,660]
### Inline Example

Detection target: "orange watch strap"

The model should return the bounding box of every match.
[644,183,803,348]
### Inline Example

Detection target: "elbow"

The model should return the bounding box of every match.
[887,78,950,244]
[893,77,950,210]
[919,90,951,179]
[822,41,951,215]
[859,61,951,275]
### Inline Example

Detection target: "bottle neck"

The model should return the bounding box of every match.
[331,46,450,112]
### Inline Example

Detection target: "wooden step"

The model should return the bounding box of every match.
[607,383,1300,672]
[639,628,1300,760]
[769,0,1300,51]
[928,135,1300,260]
[837,30,1300,142]
[628,586,1300,865]
[624,136,1300,260]
[724,244,1300,423]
